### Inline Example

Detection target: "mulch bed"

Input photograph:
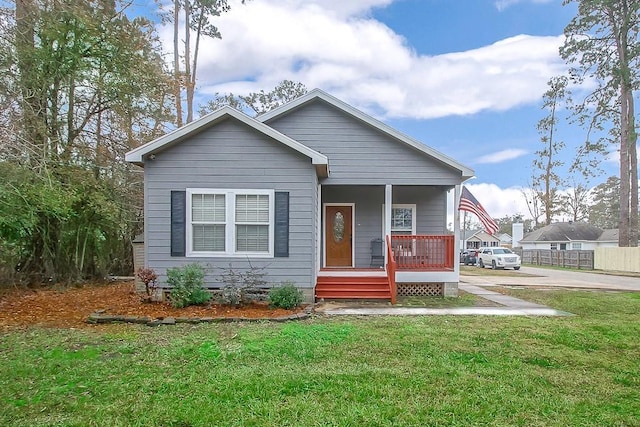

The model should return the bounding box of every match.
[0,281,307,329]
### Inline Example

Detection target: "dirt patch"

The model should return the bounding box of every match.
[0,281,306,329]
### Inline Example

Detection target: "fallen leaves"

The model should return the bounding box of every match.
[0,281,305,329]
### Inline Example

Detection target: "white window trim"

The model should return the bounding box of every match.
[382,204,417,256]
[382,204,417,236]
[186,188,275,258]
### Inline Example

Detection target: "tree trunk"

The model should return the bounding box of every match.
[614,1,636,247]
[15,0,47,165]
[628,97,638,246]
[184,0,193,123]
[544,99,556,226]
[619,85,630,246]
[173,0,183,127]
[623,86,638,246]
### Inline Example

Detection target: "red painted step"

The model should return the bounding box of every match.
[315,276,392,300]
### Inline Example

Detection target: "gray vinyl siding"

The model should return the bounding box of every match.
[144,117,317,289]
[393,186,448,235]
[322,186,384,268]
[322,185,448,267]
[265,100,462,185]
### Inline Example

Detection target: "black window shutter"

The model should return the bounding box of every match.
[171,191,186,257]
[274,192,289,257]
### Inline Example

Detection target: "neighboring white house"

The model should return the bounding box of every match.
[461,229,501,249]
[519,222,620,250]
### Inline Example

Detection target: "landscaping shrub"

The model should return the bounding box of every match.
[220,286,242,307]
[219,263,268,306]
[268,282,303,309]
[136,268,158,302]
[166,264,211,308]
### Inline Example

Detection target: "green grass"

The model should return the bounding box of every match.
[520,263,640,278]
[1,290,639,426]
[397,291,489,307]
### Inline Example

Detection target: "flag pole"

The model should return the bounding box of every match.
[463,210,467,250]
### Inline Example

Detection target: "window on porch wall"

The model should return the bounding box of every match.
[384,204,417,236]
[391,206,413,235]
[385,204,417,257]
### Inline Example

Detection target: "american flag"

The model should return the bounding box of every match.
[459,186,499,235]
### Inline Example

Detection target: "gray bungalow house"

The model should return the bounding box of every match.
[126,89,473,302]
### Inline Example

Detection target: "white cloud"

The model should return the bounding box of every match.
[477,149,528,164]
[465,183,531,219]
[298,0,395,17]
[494,0,554,12]
[161,0,567,120]
[604,144,640,164]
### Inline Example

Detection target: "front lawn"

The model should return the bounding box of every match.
[1,289,639,426]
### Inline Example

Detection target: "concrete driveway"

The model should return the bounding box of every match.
[461,266,640,292]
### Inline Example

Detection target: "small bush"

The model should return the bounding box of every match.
[269,282,304,309]
[136,268,158,301]
[220,286,242,307]
[219,263,268,306]
[166,264,211,308]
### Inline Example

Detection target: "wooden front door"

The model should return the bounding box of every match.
[325,205,353,267]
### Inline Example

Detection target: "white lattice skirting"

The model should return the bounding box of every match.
[397,283,444,297]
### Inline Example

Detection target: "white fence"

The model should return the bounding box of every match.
[594,247,640,273]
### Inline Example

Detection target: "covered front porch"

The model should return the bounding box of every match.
[315,184,461,303]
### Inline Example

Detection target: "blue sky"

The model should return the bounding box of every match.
[147,0,624,220]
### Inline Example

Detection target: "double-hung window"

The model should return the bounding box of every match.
[187,189,274,257]
[235,194,270,253]
[191,193,226,252]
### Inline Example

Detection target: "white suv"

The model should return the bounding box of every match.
[478,247,521,270]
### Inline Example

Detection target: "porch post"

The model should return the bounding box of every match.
[316,184,322,275]
[384,184,392,263]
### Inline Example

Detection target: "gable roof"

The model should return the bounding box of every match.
[125,106,329,177]
[598,229,619,242]
[461,229,481,240]
[496,232,512,241]
[462,229,500,241]
[258,89,474,180]
[521,222,603,242]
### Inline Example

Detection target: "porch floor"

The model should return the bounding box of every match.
[319,268,386,277]
[319,266,454,274]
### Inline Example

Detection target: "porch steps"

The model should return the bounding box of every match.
[315,276,392,300]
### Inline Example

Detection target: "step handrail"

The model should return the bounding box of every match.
[386,235,397,304]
